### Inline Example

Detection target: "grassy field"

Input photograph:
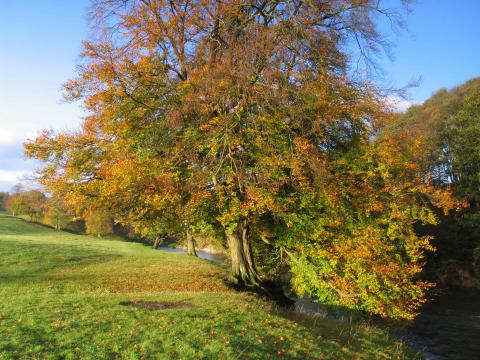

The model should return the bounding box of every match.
[0,214,420,359]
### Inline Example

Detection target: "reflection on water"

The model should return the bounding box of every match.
[157,246,226,264]
[294,289,480,360]
[401,288,480,360]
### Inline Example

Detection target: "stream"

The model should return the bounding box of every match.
[296,288,480,360]
[398,287,480,360]
[156,248,480,359]
[157,246,226,264]
[295,288,480,359]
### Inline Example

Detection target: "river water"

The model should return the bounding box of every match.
[295,289,480,360]
[398,288,480,360]
[157,246,226,264]
[156,248,480,359]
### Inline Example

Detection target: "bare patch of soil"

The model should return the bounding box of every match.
[119,300,197,310]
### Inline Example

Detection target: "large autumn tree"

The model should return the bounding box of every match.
[26,0,458,319]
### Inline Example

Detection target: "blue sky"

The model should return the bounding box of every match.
[0,0,88,191]
[0,0,479,191]
[379,0,480,105]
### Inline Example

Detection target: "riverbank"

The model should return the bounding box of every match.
[0,214,421,359]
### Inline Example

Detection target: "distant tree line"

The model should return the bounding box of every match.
[386,78,480,288]
[0,192,9,211]
[2,184,115,237]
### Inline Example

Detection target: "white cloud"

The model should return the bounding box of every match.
[0,169,26,183]
[0,128,17,144]
[0,127,40,145]
[386,96,420,113]
[0,138,39,191]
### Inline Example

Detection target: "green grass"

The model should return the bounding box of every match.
[0,214,421,359]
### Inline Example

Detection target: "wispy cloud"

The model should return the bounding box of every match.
[0,136,39,191]
[387,95,420,113]
[0,129,17,145]
[0,169,28,183]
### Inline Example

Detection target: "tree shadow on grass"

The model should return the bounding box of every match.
[222,278,295,307]
[165,300,368,359]
[0,321,63,357]
[0,240,121,284]
[221,277,420,359]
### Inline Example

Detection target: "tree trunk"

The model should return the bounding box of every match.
[226,218,261,287]
[186,229,197,256]
[152,237,161,249]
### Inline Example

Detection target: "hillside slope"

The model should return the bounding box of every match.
[0,215,419,359]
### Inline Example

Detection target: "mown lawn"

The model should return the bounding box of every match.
[0,214,421,359]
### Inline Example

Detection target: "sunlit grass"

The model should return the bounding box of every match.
[0,214,421,359]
